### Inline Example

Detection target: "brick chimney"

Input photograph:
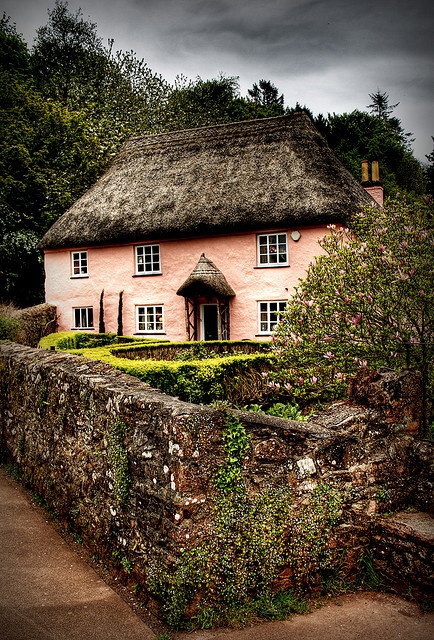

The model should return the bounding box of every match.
[361,160,384,206]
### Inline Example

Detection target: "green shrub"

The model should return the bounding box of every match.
[243,401,312,421]
[38,335,275,406]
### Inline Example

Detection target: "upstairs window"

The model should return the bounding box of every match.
[136,305,164,333]
[258,301,287,334]
[135,244,161,274]
[73,307,93,329]
[71,251,88,276]
[257,233,288,266]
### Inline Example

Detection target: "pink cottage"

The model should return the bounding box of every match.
[40,113,378,342]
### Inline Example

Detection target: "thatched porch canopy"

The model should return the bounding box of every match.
[40,113,373,250]
[177,254,235,298]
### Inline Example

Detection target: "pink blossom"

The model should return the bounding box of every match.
[335,372,343,380]
[299,377,304,385]
[352,314,362,325]
[261,371,269,378]
[325,335,331,342]
[324,351,334,359]
[284,382,292,391]
[311,376,318,384]
[419,290,425,296]
[401,241,408,249]
[379,245,386,253]
[366,295,373,303]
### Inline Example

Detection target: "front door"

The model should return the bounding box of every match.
[200,304,219,340]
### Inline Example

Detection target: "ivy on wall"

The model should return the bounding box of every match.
[147,409,343,629]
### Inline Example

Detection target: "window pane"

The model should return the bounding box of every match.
[74,307,93,328]
[137,305,163,332]
[258,301,286,333]
[136,245,160,273]
[258,234,287,266]
[72,251,88,275]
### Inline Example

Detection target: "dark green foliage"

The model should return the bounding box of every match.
[425,138,434,196]
[317,109,425,197]
[247,79,285,116]
[98,290,105,334]
[0,198,43,306]
[117,291,123,337]
[31,0,105,104]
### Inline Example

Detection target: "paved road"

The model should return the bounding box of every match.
[1,467,433,640]
[0,468,158,640]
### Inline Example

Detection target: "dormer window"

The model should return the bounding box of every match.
[135,244,161,275]
[257,233,288,266]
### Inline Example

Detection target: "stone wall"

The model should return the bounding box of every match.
[0,341,432,607]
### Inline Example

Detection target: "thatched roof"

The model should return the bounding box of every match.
[40,113,374,250]
[177,253,236,298]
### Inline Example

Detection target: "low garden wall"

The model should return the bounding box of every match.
[0,341,432,623]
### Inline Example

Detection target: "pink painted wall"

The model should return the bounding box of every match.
[44,226,329,341]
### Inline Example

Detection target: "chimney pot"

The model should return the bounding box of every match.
[371,160,380,183]
[361,160,369,184]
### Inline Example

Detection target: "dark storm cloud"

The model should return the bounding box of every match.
[128,0,431,68]
[3,0,433,159]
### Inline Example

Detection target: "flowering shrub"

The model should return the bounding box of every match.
[271,197,434,427]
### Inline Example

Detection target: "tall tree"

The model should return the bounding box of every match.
[321,110,424,196]
[247,79,285,116]
[367,88,413,149]
[367,89,399,120]
[424,137,434,196]
[163,75,246,130]
[31,0,105,105]
[0,196,43,306]
[271,197,434,432]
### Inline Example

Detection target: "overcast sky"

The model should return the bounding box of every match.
[4,0,434,161]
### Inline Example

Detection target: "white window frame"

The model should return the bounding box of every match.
[258,301,287,334]
[73,307,93,329]
[135,244,161,275]
[257,233,288,266]
[71,250,88,277]
[136,305,164,333]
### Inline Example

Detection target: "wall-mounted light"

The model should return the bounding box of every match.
[291,230,301,242]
